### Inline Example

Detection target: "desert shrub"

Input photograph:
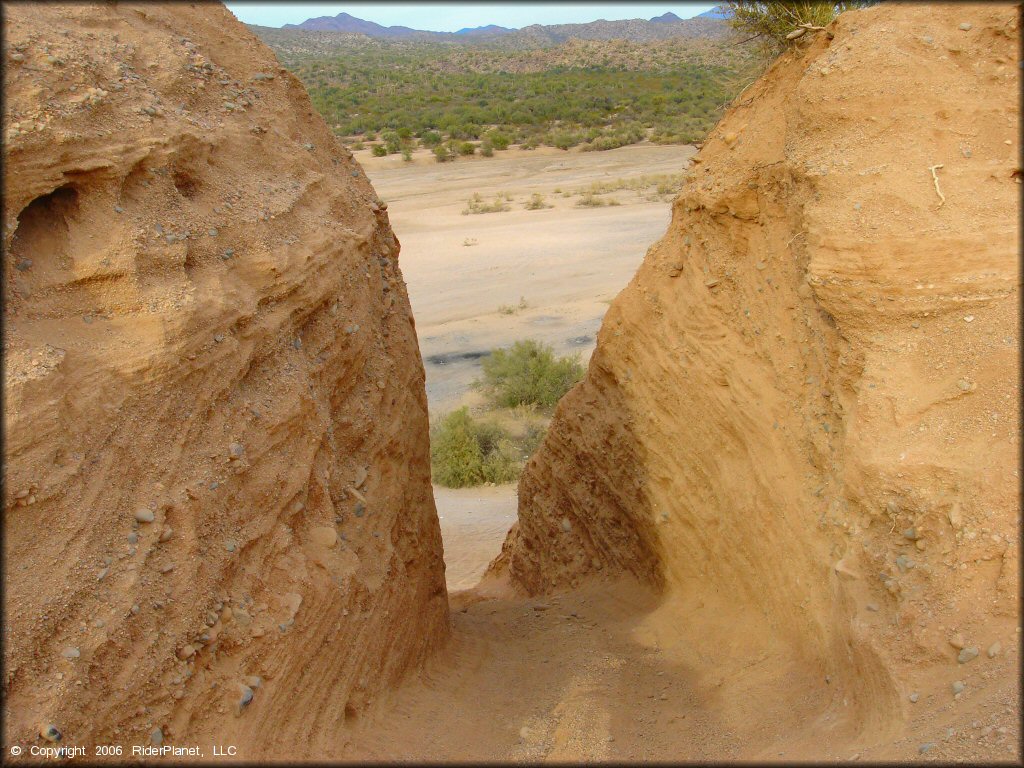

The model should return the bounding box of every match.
[497,297,528,315]
[573,173,682,200]
[486,131,511,150]
[433,143,453,163]
[371,144,387,157]
[525,193,552,210]
[430,408,520,488]
[580,122,647,152]
[463,192,510,214]
[576,192,607,207]
[550,131,582,151]
[480,140,494,157]
[478,340,584,409]
[726,2,872,53]
[421,130,443,147]
[458,141,476,156]
[401,148,413,162]
[382,130,401,154]
[351,140,365,150]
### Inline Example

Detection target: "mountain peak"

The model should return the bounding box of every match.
[455,24,514,36]
[650,12,682,23]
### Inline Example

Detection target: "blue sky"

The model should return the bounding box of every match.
[225,3,719,31]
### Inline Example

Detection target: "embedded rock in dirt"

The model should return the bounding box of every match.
[2,3,447,758]
[491,2,1019,753]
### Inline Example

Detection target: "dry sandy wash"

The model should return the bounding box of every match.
[358,141,692,412]
[2,1,1021,764]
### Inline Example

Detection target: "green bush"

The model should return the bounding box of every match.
[550,131,581,151]
[382,130,401,154]
[371,144,387,157]
[480,140,494,157]
[421,130,443,147]
[433,143,453,162]
[458,141,476,156]
[479,340,584,409]
[486,130,511,150]
[430,408,521,488]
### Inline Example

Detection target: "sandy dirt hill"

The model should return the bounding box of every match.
[489,1,1020,759]
[2,2,446,758]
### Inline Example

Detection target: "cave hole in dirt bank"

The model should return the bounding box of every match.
[9,184,79,274]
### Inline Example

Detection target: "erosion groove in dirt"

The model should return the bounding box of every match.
[2,3,447,757]
[492,2,1020,756]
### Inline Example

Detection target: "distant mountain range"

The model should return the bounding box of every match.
[282,11,418,37]
[455,24,514,37]
[276,8,733,42]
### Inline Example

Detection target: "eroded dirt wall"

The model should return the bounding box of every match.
[2,2,447,757]
[492,2,1020,749]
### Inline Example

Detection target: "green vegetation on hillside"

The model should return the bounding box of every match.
[258,33,758,151]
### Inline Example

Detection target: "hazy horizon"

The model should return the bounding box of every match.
[225,2,720,32]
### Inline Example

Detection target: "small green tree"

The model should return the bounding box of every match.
[478,340,585,409]
[420,130,443,147]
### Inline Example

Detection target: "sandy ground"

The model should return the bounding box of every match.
[360,143,694,412]
[433,484,518,592]
[340,578,1021,762]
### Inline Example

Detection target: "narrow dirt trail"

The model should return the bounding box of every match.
[338,579,836,763]
[341,581,701,762]
[336,574,1020,763]
[335,473,1021,765]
